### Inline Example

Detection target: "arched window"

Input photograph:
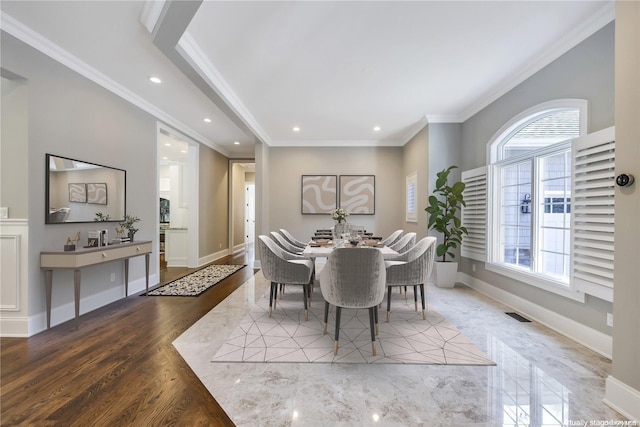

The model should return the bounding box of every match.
[486,100,587,292]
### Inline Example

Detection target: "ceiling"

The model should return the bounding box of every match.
[1,1,614,158]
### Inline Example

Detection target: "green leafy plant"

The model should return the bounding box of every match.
[94,212,111,222]
[119,214,141,239]
[425,166,468,262]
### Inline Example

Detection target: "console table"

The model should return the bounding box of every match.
[41,241,152,329]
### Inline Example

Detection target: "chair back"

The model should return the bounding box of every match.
[386,237,437,286]
[381,229,403,246]
[389,232,416,253]
[319,248,386,309]
[279,229,306,248]
[257,235,285,281]
[270,231,302,254]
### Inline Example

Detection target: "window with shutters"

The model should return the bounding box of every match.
[485,100,588,300]
[406,173,418,222]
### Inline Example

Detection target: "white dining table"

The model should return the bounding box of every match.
[302,242,399,259]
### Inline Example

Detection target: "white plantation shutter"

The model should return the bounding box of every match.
[571,127,615,302]
[461,166,487,261]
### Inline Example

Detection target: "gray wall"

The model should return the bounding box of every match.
[0,75,29,218]
[402,125,428,238]
[2,32,233,330]
[1,33,159,327]
[452,22,615,335]
[199,145,229,257]
[612,1,640,394]
[264,146,404,242]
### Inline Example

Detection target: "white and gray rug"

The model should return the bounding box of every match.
[212,286,494,365]
[147,264,245,296]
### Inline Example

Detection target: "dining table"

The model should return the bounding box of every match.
[302,240,399,260]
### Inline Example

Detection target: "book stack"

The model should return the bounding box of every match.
[112,237,130,244]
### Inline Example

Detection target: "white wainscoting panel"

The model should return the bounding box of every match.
[0,220,29,337]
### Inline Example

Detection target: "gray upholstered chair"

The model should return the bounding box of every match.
[270,231,304,255]
[384,236,437,321]
[257,235,314,320]
[319,248,386,356]
[388,232,416,253]
[381,229,403,246]
[279,229,307,249]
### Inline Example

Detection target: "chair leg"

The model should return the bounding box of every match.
[420,283,426,320]
[414,285,418,311]
[374,305,379,336]
[273,283,278,310]
[323,301,329,334]
[334,307,342,355]
[404,285,408,301]
[369,307,377,356]
[269,282,276,317]
[386,288,392,322]
[302,282,309,321]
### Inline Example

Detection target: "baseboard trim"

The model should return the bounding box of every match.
[604,375,640,421]
[458,272,612,359]
[198,249,231,267]
[0,317,30,337]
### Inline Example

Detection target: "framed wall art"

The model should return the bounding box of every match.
[339,175,375,214]
[68,183,86,203]
[87,183,108,205]
[301,175,337,214]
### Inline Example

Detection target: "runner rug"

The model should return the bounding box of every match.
[147,264,245,296]
[212,286,495,365]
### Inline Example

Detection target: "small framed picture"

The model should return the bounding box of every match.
[87,183,107,205]
[301,175,337,214]
[68,183,86,203]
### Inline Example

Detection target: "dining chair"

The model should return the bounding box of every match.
[381,229,403,246]
[388,232,416,253]
[319,247,386,356]
[384,236,437,321]
[257,235,314,320]
[270,231,304,255]
[279,229,308,249]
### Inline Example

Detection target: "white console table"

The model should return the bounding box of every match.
[41,240,152,329]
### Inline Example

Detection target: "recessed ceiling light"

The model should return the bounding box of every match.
[162,156,168,160]
[148,76,162,84]
[164,143,171,147]
[373,126,381,132]
[180,150,187,154]
[203,118,212,123]
[234,141,240,145]
[292,126,300,132]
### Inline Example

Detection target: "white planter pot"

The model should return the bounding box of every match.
[435,261,458,288]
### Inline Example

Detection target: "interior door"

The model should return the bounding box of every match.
[245,184,255,246]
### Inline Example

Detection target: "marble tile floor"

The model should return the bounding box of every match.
[173,272,626,426]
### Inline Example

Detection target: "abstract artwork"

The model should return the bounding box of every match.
[68,183,86,203]
[301,175,337,214]
[87,183,107,205]
[339,175,375,214]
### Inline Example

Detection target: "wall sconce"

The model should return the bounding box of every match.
[521,193,531,214]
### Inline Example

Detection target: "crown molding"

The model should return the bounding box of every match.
[269,139,405,148]
[399,115,430,143]
[177,31,272,146]
[0,11,230,158]
[139,0,166,34]
[458,1,615,123]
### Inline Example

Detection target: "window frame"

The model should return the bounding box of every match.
[485,100,588,302]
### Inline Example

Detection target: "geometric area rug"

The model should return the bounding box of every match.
[212,285,495,365]
[146,264,245,296]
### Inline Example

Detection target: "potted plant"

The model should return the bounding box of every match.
[425,166,468,288]
[119,214,141,241]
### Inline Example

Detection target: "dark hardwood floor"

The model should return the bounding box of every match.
[1,251,256,426]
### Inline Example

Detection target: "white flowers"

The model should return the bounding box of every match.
[331,208,349,223]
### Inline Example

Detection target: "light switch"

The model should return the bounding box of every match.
[0,207,8,219]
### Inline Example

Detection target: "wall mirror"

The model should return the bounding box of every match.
[46,154,126,224]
